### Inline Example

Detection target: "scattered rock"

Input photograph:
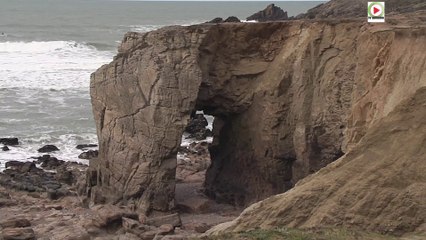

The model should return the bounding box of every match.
[37,145,59,153]
[146,213,182,228]
[158,224,174,235]
[223,16,240,23]
[76,144,98,150]
[47,188,68,200]
[91,204,138,228]
[33,155,65,170]
[0,160,69,196]
[0,218,31,228]
[184,222,211,233]
[187,129,212,141]
[122,217,152,237]
[5,161,39,174]
[2,145,10,151]
[246,4,288,22]
[0,138,19,146]
[55,167,74,185]
[78,150,98,159]
[1,227,35,240]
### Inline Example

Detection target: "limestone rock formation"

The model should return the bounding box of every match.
[88,10,426,215]
[246,4,288,22]
[207,87,426,235]
[297,0,426,19]
[89,26,207,212]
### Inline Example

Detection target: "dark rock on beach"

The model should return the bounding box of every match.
[185,114,212,140]
[185,114,208,134]
[224,16,241,23]
[37,144,59,153]
[0,138,19,146]
[207,17,223,23]
[34,155,65,170]
[76,144,98,149]
[2,145,10,151]
[4,161,39,174]
[78,150,98,159]
[0,158,82,199]
[188,129,212,141]
[246,4,288,22]
[1,161,59,192]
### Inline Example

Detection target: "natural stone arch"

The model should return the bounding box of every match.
[88,22,358,213]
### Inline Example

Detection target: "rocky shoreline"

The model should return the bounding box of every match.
[1,1,426,239]
[0,115,234,239]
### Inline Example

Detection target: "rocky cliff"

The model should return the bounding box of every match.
[88,10,426,218]
[297,0,426,19]
[208,86,426,235]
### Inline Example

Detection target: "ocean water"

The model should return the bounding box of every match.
[0,0,324,170]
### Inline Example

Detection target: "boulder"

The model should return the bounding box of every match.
[185,114,208,135]
[0,218,31,228]
[223,16,240,23]
[122,217,152,236]
[187,129,212,141]
[1,227,35,240]
[2,145,10,151]
[207,17,223,23]
[90,204,138,228]
[78,150,98,159]
[0,138,19,146]
[76,144,98,149]
[35,155,65,170]
[246,4,288,22]
[5,161,38,174]
[184,222,211,233]
[55,166,74,185]
[0,160,69,196]
[158,224,174,235]
[37,145,59,153]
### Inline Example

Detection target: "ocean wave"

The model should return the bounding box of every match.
[0,41,97,53]
[128,24,165,33]
[128,21,202,33]
[0,40,114,90]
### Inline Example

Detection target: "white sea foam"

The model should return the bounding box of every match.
[129,25,165,33]
[129,21,200,33]
[0,41,114,90]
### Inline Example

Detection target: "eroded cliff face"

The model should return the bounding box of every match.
[89,26,207,211]
[88,12,426,213]
[207,86,426,235]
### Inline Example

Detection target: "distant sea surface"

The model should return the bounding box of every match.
[0,0,324,170]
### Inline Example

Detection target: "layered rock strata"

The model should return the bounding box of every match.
[207,86,426,235]
[88,13,426,213]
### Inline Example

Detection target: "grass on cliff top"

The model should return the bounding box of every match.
[200,227,411,240]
